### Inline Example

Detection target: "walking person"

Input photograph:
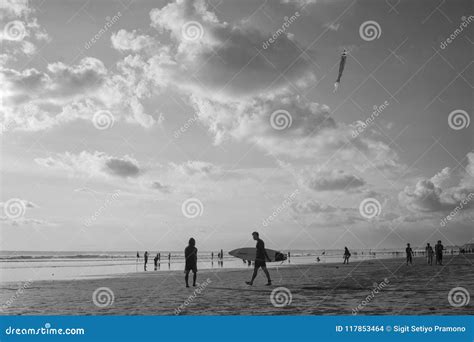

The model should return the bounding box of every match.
[405,244,413,265]
[435,240,444,265]
[144,251,149,271]
[425,243,434,265]
[246,232,272,286]
[343,247,351,264]
[184,238,198,288]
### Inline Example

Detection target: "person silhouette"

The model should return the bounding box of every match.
[184,238,198,287]
[245,232,272,286]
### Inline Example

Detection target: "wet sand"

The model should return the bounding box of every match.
[1,255,472,315]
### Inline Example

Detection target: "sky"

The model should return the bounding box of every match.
[0,0,472,252]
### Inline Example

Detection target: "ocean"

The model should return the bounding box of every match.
[0,248,445,283]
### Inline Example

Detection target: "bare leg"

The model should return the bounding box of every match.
[246,267,259,285]
[185,270,190,287]
[262,266,271,284]
[193,272,197,286]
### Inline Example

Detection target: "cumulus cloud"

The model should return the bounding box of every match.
[1,57,158,131]
[399,153,474,213]
[0,0,50,57]
[151,181,171,193]
[305,169,365,191]
[34,151,142,179]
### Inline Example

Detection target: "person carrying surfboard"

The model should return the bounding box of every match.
[184,238,198,287]
[246,232,272,286]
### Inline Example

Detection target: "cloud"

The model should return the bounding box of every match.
[399,154,474,213]
[171,160,221,176]
[34,151,142,179]
[151,181,171,193]
[0,0,50,58]
[306,169,365,191]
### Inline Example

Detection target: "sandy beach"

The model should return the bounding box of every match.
[1,254,472,315]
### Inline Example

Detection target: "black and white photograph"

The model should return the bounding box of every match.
[0,0,472,340]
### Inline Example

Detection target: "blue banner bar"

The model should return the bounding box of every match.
[0,316,472,342]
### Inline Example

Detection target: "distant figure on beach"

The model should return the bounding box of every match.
[168,253,171,263]
[154,253,159,270]
[184,238,198,287]
[144,251,149,271]
[343,247,351,264]
[435,240,444,265]
[405,244,413,265]
[247,260,251,266]
[425,243,434,265]
[288,251,291,259]
[158,252,160,261]
[211,252,214,261]
[246,232,272,286]
[316,257,320,262]
[136,251,140,258]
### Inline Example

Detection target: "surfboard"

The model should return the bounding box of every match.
[228,248,287,262]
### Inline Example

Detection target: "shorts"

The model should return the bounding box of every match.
[185,264,197,273]
[254,259,266,269]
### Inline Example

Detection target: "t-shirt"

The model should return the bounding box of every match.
[406,247,412,255]
[435,244,443,254]
[185,246,197,265]
[256,239,266,261]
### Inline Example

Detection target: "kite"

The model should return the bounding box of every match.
[333,49,347,93]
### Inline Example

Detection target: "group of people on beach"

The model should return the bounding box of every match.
[405,240,444,265]
[139,236,450,287]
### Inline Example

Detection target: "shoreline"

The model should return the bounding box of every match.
[1,254,472,315]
